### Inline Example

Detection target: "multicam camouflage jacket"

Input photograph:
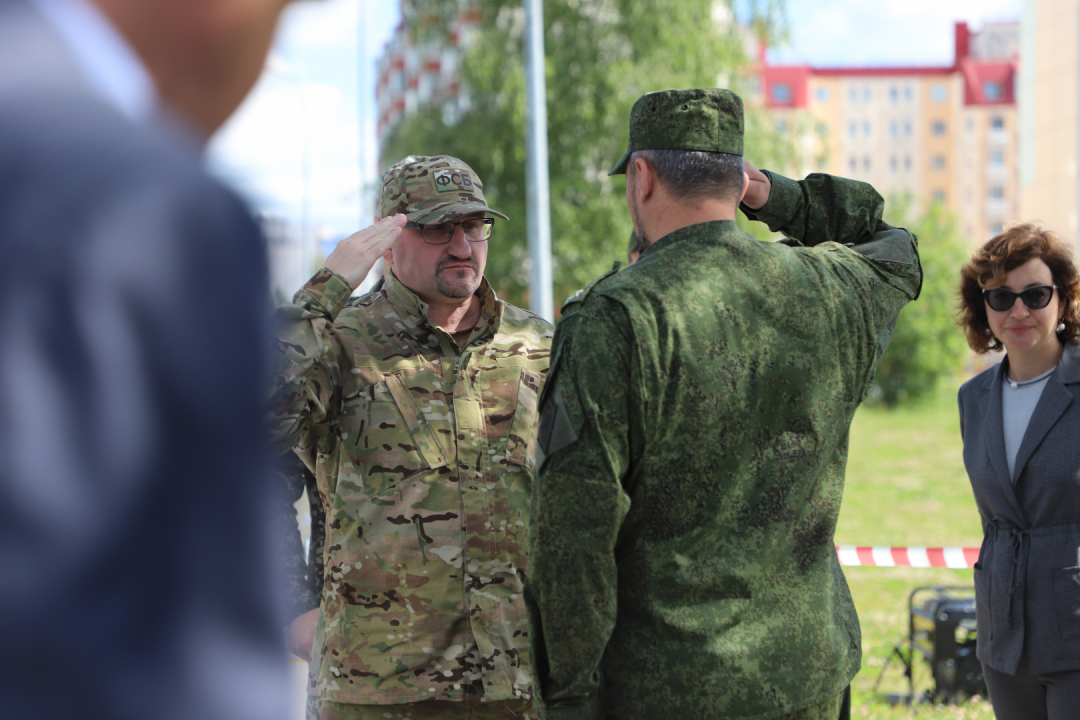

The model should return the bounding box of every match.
[269,267,552,706]
[526,171,922,720]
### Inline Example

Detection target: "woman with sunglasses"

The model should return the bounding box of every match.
[957,224,1080,719]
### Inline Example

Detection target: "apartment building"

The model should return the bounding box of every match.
[374,2,478,155]
[758,22,1019,244]
[1019,0,1080,248]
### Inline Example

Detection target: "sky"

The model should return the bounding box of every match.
[207,0,1024,245]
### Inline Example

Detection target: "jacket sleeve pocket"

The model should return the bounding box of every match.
[1051,566,1080,640]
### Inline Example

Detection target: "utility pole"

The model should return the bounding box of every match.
[523,0,554,322]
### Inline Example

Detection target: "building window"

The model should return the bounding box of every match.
[932,189,946,202]
[849,157,857,173]
[932,120,946,135]
[932,84,947,102]
[904,155,911,171]
[991,115,1005,130]
[932,155,946,170]
[849,87,858,102]
[984,81,1003,101]
[904,121,912,136]
[772,83,791,103]
[890,156,897,171]
[904,86,912,101]
[990,221,1004,236]
[967,118,975,133]
[863,156,871,171]
[816,87,830,102]
[890,86,898,102]
[890,121,898,137]
[848,122,857,138]
[990,149,1005,165]
[989,186,1005,199]
[863,86,871,101]
[863,121,871,137]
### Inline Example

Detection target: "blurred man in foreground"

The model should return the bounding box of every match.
[0,0,294,718]
[270,155,552,719]
[526,88,922,720]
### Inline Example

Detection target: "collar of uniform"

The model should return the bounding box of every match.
[638,219,741,261]
[383,268,503,338]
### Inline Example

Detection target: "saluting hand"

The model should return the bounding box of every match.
[741,160,772,211]
[325,214,407,290]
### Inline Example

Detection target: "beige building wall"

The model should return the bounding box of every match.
[1020,0,1080,245]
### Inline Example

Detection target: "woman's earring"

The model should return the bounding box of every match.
[1057,321,1066,333]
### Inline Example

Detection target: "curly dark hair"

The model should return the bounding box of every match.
[959,223,1080,353]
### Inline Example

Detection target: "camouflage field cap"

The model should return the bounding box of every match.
[609,88,744,175]
[378,155,509,223]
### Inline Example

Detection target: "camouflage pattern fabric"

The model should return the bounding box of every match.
[526,171,922,720]
[379,155,509,224]
[270,267,552,707]
[317,698,535,719]
[609,88,744,174]
[278,449,326,621]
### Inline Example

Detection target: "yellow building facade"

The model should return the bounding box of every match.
[758,23,1019,246]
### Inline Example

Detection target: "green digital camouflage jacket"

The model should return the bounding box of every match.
[526,171,922,720]
[270,268,553,706]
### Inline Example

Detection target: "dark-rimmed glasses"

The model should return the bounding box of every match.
[405,218,494,245]
[983,285,1058,312]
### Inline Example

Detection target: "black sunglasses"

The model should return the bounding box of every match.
[983,285,1057,312]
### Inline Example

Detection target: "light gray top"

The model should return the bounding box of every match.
[1002,367,1054,482]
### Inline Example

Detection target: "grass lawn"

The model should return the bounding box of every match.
[839,379,994,718]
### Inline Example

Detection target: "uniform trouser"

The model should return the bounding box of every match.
[310,696,534,720]
[983,659,1080,720]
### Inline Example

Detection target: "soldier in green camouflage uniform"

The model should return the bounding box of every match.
[525,89,922,720]
[270,156,553,719]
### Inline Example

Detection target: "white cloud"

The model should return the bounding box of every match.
[771,0,1023,66]
[208,0,400,241]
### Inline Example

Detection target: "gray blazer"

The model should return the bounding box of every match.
[958,341,1080,675]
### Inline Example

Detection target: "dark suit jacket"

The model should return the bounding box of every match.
[0,2,288,718]
[959,341,1080,676]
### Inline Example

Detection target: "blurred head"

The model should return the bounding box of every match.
[379,155,506,304]
[959,224,1080,354]
[91,0,293,138]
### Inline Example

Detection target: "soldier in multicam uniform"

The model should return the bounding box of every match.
[525,89,923,720]
[270,155,553,720]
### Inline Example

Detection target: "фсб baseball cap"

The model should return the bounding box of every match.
[378,155,509,223]
[609,88,744,175]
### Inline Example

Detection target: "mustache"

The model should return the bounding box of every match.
[436,257,479,273]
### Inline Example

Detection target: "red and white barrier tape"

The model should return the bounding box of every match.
[835,546,979,569]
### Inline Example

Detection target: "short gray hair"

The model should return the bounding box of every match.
[630,149,745,203]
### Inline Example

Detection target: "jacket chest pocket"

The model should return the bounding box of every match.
[339,359,449,497]
[471,355,546,471]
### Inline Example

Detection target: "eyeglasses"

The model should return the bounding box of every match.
[983,285,1058,312]
[404,218,494,245]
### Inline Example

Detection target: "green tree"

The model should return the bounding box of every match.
[383,0,789,309]
[871,199,970,407]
